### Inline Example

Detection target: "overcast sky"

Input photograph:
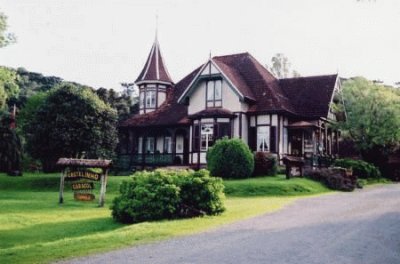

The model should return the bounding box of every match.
[0,0,399,90]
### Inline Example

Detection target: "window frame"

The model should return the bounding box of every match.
[205,79,223,108]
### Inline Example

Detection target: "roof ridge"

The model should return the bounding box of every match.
[280,74,338,81]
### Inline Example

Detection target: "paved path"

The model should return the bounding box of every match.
[61,184,400,264]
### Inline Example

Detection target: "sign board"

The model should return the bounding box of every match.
[65,171,100,181]
[57,158,111,207]
[74,193,95,201]
[72,182,94,191]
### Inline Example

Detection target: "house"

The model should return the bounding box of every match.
[118,38,345,169]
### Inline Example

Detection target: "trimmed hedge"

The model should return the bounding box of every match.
[207,137,254,179]
[333,158,381,179]
[111,169,225,224]
[253,152,277,176]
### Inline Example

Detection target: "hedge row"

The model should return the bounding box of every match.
[333,158,381,179]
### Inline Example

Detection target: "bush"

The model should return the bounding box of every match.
[333,159,381,179]
[111,169,225,224]
[207,137,254,178]
[305,167,357,192]
[253,152,277,176]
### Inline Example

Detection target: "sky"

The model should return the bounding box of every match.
[0,0,399,90]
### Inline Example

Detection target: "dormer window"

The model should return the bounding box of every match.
[206,79,222,108]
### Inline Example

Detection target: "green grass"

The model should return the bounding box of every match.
[224,175,331,196]
[0,173,330,264]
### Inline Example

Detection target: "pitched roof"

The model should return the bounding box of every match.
[279,74,338,118]
[120,66,202,128]
[212,53,295,114]
[135,39,173,84]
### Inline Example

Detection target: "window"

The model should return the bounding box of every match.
[164,137,172,153]
[257,126,270,152]
[145,91,156,108]
[206,80,222,108]
[192,124,200,151]
[146,137,155,153]
[201,124,214,151]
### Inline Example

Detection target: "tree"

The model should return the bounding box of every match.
[0,11,16,48]
[269,53,300,79]
[95,87,138,121]
[24,83,118,172]
[338,77,400,167]
[0,66,19,111]
[0,114,22,173]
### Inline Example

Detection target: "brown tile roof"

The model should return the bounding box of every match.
[213,53,295,114]
[123,52,339,128]
[188,108,235,119]
[135,39,173,84]
[121,66,202,128]
[279,74,338,118]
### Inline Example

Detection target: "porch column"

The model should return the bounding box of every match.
[141,133,146,169]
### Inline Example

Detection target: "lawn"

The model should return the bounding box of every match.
[0,172,331,264]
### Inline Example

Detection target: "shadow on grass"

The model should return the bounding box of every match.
[0,217,123,249]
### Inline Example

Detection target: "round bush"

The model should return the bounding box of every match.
[111,170,180,224]
[333,159,381,179]
[111,169,225,224]
[207,137,254,178]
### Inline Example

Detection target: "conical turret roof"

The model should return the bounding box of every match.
[135,39,173,85]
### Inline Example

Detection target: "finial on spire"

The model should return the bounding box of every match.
[209,50,212,60]
[155,13,159,41]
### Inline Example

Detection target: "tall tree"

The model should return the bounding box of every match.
[24,83,118,172]
[0,11,16,48]
[338,77,400,167]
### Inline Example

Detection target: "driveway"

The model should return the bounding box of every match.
[61,184,400,264]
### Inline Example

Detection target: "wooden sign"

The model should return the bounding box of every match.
[74,193,95,201]
[57,158,111,207]
[72,182,94,191]
[65,170,101,181]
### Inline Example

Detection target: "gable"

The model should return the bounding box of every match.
[178,59,244,104]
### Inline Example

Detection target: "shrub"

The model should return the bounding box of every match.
[207,137,254,178]
[305,167,357,192]
[333,159,381,179]
[111,169,225,224]
[253,152,277,176]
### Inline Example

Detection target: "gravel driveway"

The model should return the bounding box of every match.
[60,184,400,264]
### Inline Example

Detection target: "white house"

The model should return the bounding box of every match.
[118,38,345,168]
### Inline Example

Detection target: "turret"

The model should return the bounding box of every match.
[136,38,173,114]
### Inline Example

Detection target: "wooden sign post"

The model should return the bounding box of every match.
[57,158,111,207]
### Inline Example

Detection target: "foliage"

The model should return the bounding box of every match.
[111,169,225,224]
[0,11,16,48]
[16,92,47,135]
[0,116,22,173]
[0,66,19,110]
[23,83,118,172]
[305,167,357,191]
[207,137,254,179]
[253,152,277,176]
[95,87,138,121]
[333,158,381,179]
[339,77,400,153]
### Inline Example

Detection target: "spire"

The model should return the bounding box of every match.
[135,37,173,85]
